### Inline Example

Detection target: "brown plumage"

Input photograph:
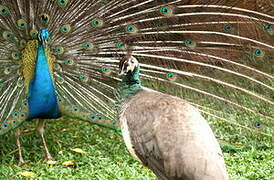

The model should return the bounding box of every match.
[117,56,228,180]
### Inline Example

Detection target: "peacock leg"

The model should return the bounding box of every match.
[37,119,53,161]
[14,128,25,166]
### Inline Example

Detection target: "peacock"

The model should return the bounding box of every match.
[0,0,273,169]
[116,55,229,179]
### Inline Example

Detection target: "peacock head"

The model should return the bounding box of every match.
[38,29,50,46]
[118,55,139,76]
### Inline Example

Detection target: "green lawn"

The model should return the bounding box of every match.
[1,74,273,179]
[0,117,273,180]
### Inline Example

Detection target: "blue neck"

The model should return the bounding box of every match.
[28,43,60,119]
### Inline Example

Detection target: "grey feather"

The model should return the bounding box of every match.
[118,59,228,179]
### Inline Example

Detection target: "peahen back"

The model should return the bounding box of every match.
[0,0,273,147]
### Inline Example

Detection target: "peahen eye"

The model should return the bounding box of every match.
[60,24,71,34]
[0,5,10,15]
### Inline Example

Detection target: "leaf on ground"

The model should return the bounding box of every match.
[71,148,87,154]
[17,171,36,178]
[47,160,58,165]
[62,161,75,166]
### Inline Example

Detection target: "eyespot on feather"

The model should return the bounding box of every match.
[91,18,104,28]
[160,6,174,17]
[0,5,10,15]
[17,19,28,30]
[185,40,196,48]
[60,24,71,34]
[2,31,14,40]
[166,73,177,81]
[4,66,13,74]
[82,42,94,50]
[40,13,50,24]
[11,52,21,60]
[125,25,138,34]
[30,29,39,39]
[79,75,89,82]
[253,48,265,59]
[58,0,69,7]
[53,46,65,55]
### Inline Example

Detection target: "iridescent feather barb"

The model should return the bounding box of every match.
[0,0,273,145]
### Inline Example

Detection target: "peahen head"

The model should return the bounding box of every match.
[116,55,142,101]
[38,29,50,46]
[118,55,139,76]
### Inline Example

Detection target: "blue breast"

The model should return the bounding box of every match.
[28,43,60,119]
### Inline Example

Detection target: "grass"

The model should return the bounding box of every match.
[0,73,273,179]
[0,118,155,180]
[0,117,273,180]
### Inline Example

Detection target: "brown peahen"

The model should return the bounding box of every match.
[0,0,272,171]
[116,55,229,179]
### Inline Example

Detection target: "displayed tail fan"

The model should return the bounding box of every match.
[0,0,273,146]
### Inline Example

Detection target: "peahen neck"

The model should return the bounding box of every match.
[116,66,142,102]
[28,42,60,119]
